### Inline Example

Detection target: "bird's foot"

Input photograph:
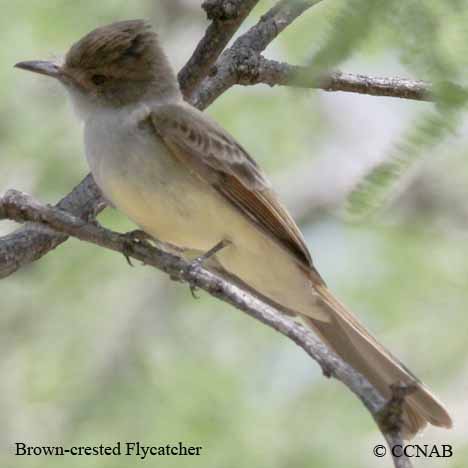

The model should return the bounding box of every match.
[122,229,154,266]
[185,239,231,298]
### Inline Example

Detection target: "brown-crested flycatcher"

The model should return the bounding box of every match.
[15,20,452,437]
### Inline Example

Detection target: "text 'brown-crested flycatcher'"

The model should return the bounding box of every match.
[15,20,452,438]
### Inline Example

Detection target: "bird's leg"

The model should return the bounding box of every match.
[187,239,232,298]
[190,239,232,267]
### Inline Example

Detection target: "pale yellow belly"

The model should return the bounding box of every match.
[103,150,238,251]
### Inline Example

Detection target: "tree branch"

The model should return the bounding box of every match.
[192,0,324,109]
[188,0,439,108]
[384,432,413,468]
[178,0,260,99]
[235,0,324,53]
[0,174,105,279]
[237,57,433,101]
[0,188,412,468]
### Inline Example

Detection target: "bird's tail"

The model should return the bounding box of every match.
[304,284,452,438]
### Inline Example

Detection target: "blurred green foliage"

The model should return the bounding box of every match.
[1,1,467,467]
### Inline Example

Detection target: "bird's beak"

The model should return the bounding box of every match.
[14,60,62,79]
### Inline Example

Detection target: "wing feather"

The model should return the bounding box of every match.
[150,102,315,270]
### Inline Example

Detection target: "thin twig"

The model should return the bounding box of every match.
[235,0,324,52]
[384,432,413,468]
[192,0,324,108]
[238,57,433,101]
[0,174,105,279]
[178,0,260,99]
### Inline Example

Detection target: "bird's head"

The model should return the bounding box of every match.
[15,20,180,117]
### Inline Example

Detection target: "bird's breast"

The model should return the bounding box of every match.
[84,114,233,250]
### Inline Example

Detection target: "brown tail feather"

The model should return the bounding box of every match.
[304,284,452,438]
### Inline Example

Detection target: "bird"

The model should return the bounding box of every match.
[15,19,452,438]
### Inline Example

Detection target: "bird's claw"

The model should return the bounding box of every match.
[190,284,200,299]
[122,229,153,266]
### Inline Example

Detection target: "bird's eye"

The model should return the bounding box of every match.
[91,74,107,85]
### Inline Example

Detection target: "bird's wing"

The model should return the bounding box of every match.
[149,102,320,275]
